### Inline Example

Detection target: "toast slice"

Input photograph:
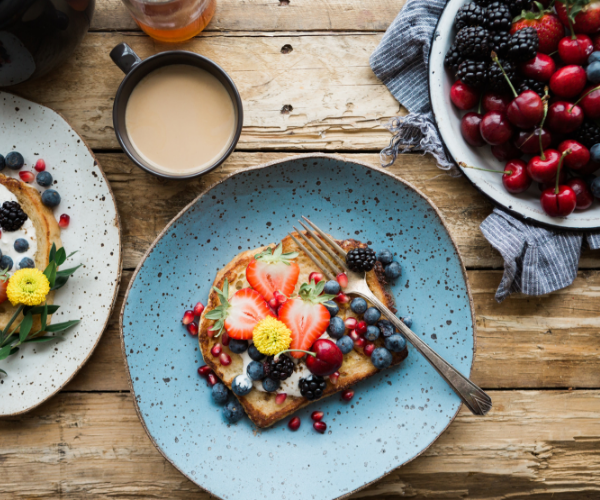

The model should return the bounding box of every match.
[198,232,408,428]
[0,174,62,330]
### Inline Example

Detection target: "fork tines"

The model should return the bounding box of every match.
[288,216,348,281]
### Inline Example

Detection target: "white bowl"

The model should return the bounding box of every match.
[429,0,600,230]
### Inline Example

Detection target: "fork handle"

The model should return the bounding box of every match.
[358,293,492,416]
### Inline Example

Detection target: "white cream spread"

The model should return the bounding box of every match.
[0,184,37,272]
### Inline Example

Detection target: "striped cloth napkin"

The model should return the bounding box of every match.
[370,0,600,301]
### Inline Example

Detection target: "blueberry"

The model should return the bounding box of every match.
[231,374,253,396]
[19,257,35,269]
[323,300,339,317]
[228,339,248,354]
[402,315,413,328]
[223,399,244,423]
[364,325,380,341]
[0,255,13,271]
[350,297,367,314]
[247,360,265,381]
[323,280,341,295]
[590,176,600,199]
[0,154,4,171]
[14,238,29,253]
[385,333,407,352]
[248,344,265,361]
[377,319,395,337]
[371,347,393,369]
[336,335,354,354]
[588,60,600,84]
[327,316,345,339]
[5,152,24,170]
[36,171,53,187]
[363,307,381,325]
[41,189,61,208]
[211,383,229,405]
[384,261,402,280]
[262,377,280,392]
[589,51,600,64]
[377,249,394,265]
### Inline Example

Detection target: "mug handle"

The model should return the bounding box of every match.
[110,43,142,75]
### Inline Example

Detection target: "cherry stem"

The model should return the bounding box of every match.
[570,84,600,111]
[555,149,572,195]
[565,0,577,39]
[477,92,483,115]
[277,348,315,358]
[539,94,549,160]
[459,162,512,175]
[492,52,518,98]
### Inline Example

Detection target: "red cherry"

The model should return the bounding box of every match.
[480,111,514,145]
[288,417,301,431]
[558,140,590,170]
[546,102,584,133]
[514,128,552,154]
[304,339,344,377]
[520,53,557,82]
[541,185,578,217]
[482,92,512,113]
[461,112,486,147]
[507,90,544,129]
[538,169,567,191]
[450,80,479,110]
[34,159,46,172]
[502,159,532,194]
[549,65,587,99]
[491,141,522,161]
[580,86,600,119]
[555,1,600,35]
[566,178,594,209]
[558,35,594,65]
[527,149,563,183]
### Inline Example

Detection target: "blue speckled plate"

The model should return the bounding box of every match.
[120,154,475,500]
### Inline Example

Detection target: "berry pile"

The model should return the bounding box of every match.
[446,0,600,217]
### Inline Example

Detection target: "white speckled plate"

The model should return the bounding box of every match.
[0,91,121,415]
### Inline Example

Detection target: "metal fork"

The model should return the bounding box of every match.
[289,216,492,416]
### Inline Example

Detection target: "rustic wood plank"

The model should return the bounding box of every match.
[92,0,406,32]
[2,390,600,499]
[11,32,401,151]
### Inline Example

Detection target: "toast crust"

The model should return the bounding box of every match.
[199,232,407,428]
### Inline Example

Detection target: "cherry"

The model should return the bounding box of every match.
[482,92,512,113]
[546,101,584,133]
[480,111,513,145]
[558,139,590,170]
[450,80,479,110]
[527,149,567,183]
[541,185,578,217]
[549,65,587,99]
[460,160,531,194]
[507,90,544,129]
[566,178,594,209]
[579,86,600,119]
[558,35,594,65]
[461,112,486,147]
[520,53,556,82]
[539,169,567,191]
[514,128,552,154]
[491,141,522,161]
[286,339,343,377]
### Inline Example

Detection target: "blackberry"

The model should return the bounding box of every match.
[264,354,294,381]
[444,43,464,74]
[484,2,513,32]
[455,26,490,60]
[574,120,600,149]
[346,247,376,272]
[507,28,539,62]
[456,59,488,88]
[518,78,546,97]
[506,0,532,16]
[490,31,511,58]
[0,201,27,232]
[487,58,516,92]
[299,374,327,400]
[473,0,497,6]
[455,3,486,30]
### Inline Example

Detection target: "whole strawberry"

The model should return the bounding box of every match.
[511,8,565,54]
[556,0,600,34]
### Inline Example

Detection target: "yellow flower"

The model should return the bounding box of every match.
[252,317,292,355]
[7,268,50,306]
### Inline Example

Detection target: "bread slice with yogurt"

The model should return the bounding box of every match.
[0,174,62,331]
[198,232,408,428]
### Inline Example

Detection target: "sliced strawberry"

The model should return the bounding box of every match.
[278,280,336,359]
[204,280,275,340]
[246,243,300,302]
[0,280,7,304]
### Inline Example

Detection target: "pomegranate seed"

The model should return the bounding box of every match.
[34,159,46,172]
[363,342,375,357]
[308,271,324,284]
[198,365,212,378]
[354,337,366,349]
[207,373,219,386]
[311,411,324,421]
[187,322,199,336]
[313,421,327,434]
[288,416,301,431]
[268,297,278,310]
[356,321,367,335]
[193,302,205,316]
[219,353,231,366]
[207,328,215,338]
[211,344,222,357]
[276,393,287,405]
[19,171,34,183]
[348,330,360,342]
[182,310,195,325]
[334,292,350,304]
[344,317,357,330]
[341,389,354,402]
[336,273,348,288]
[329,371,340,384]
[221,332,231,346]
[58,214,70,228]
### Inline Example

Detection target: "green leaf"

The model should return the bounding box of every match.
[28,305,60,315]
[55,247,67,266]
[0,368,6,375]
[49,243,57,263]
[19,314,33,343]
[56,264,82,277]
[44,261,57,288]
[0,344,13,360]
[41,304,48,331]
[51,275,70,291]
[9,347,18,355]
[66,251,78,259]
[44,320,79,333]
[23,336,59,343]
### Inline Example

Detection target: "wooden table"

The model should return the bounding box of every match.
[3,1,600,498]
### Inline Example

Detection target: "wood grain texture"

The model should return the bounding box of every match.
[2,390,600,499]
[11,32,401,151]
[92,0,407,32]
